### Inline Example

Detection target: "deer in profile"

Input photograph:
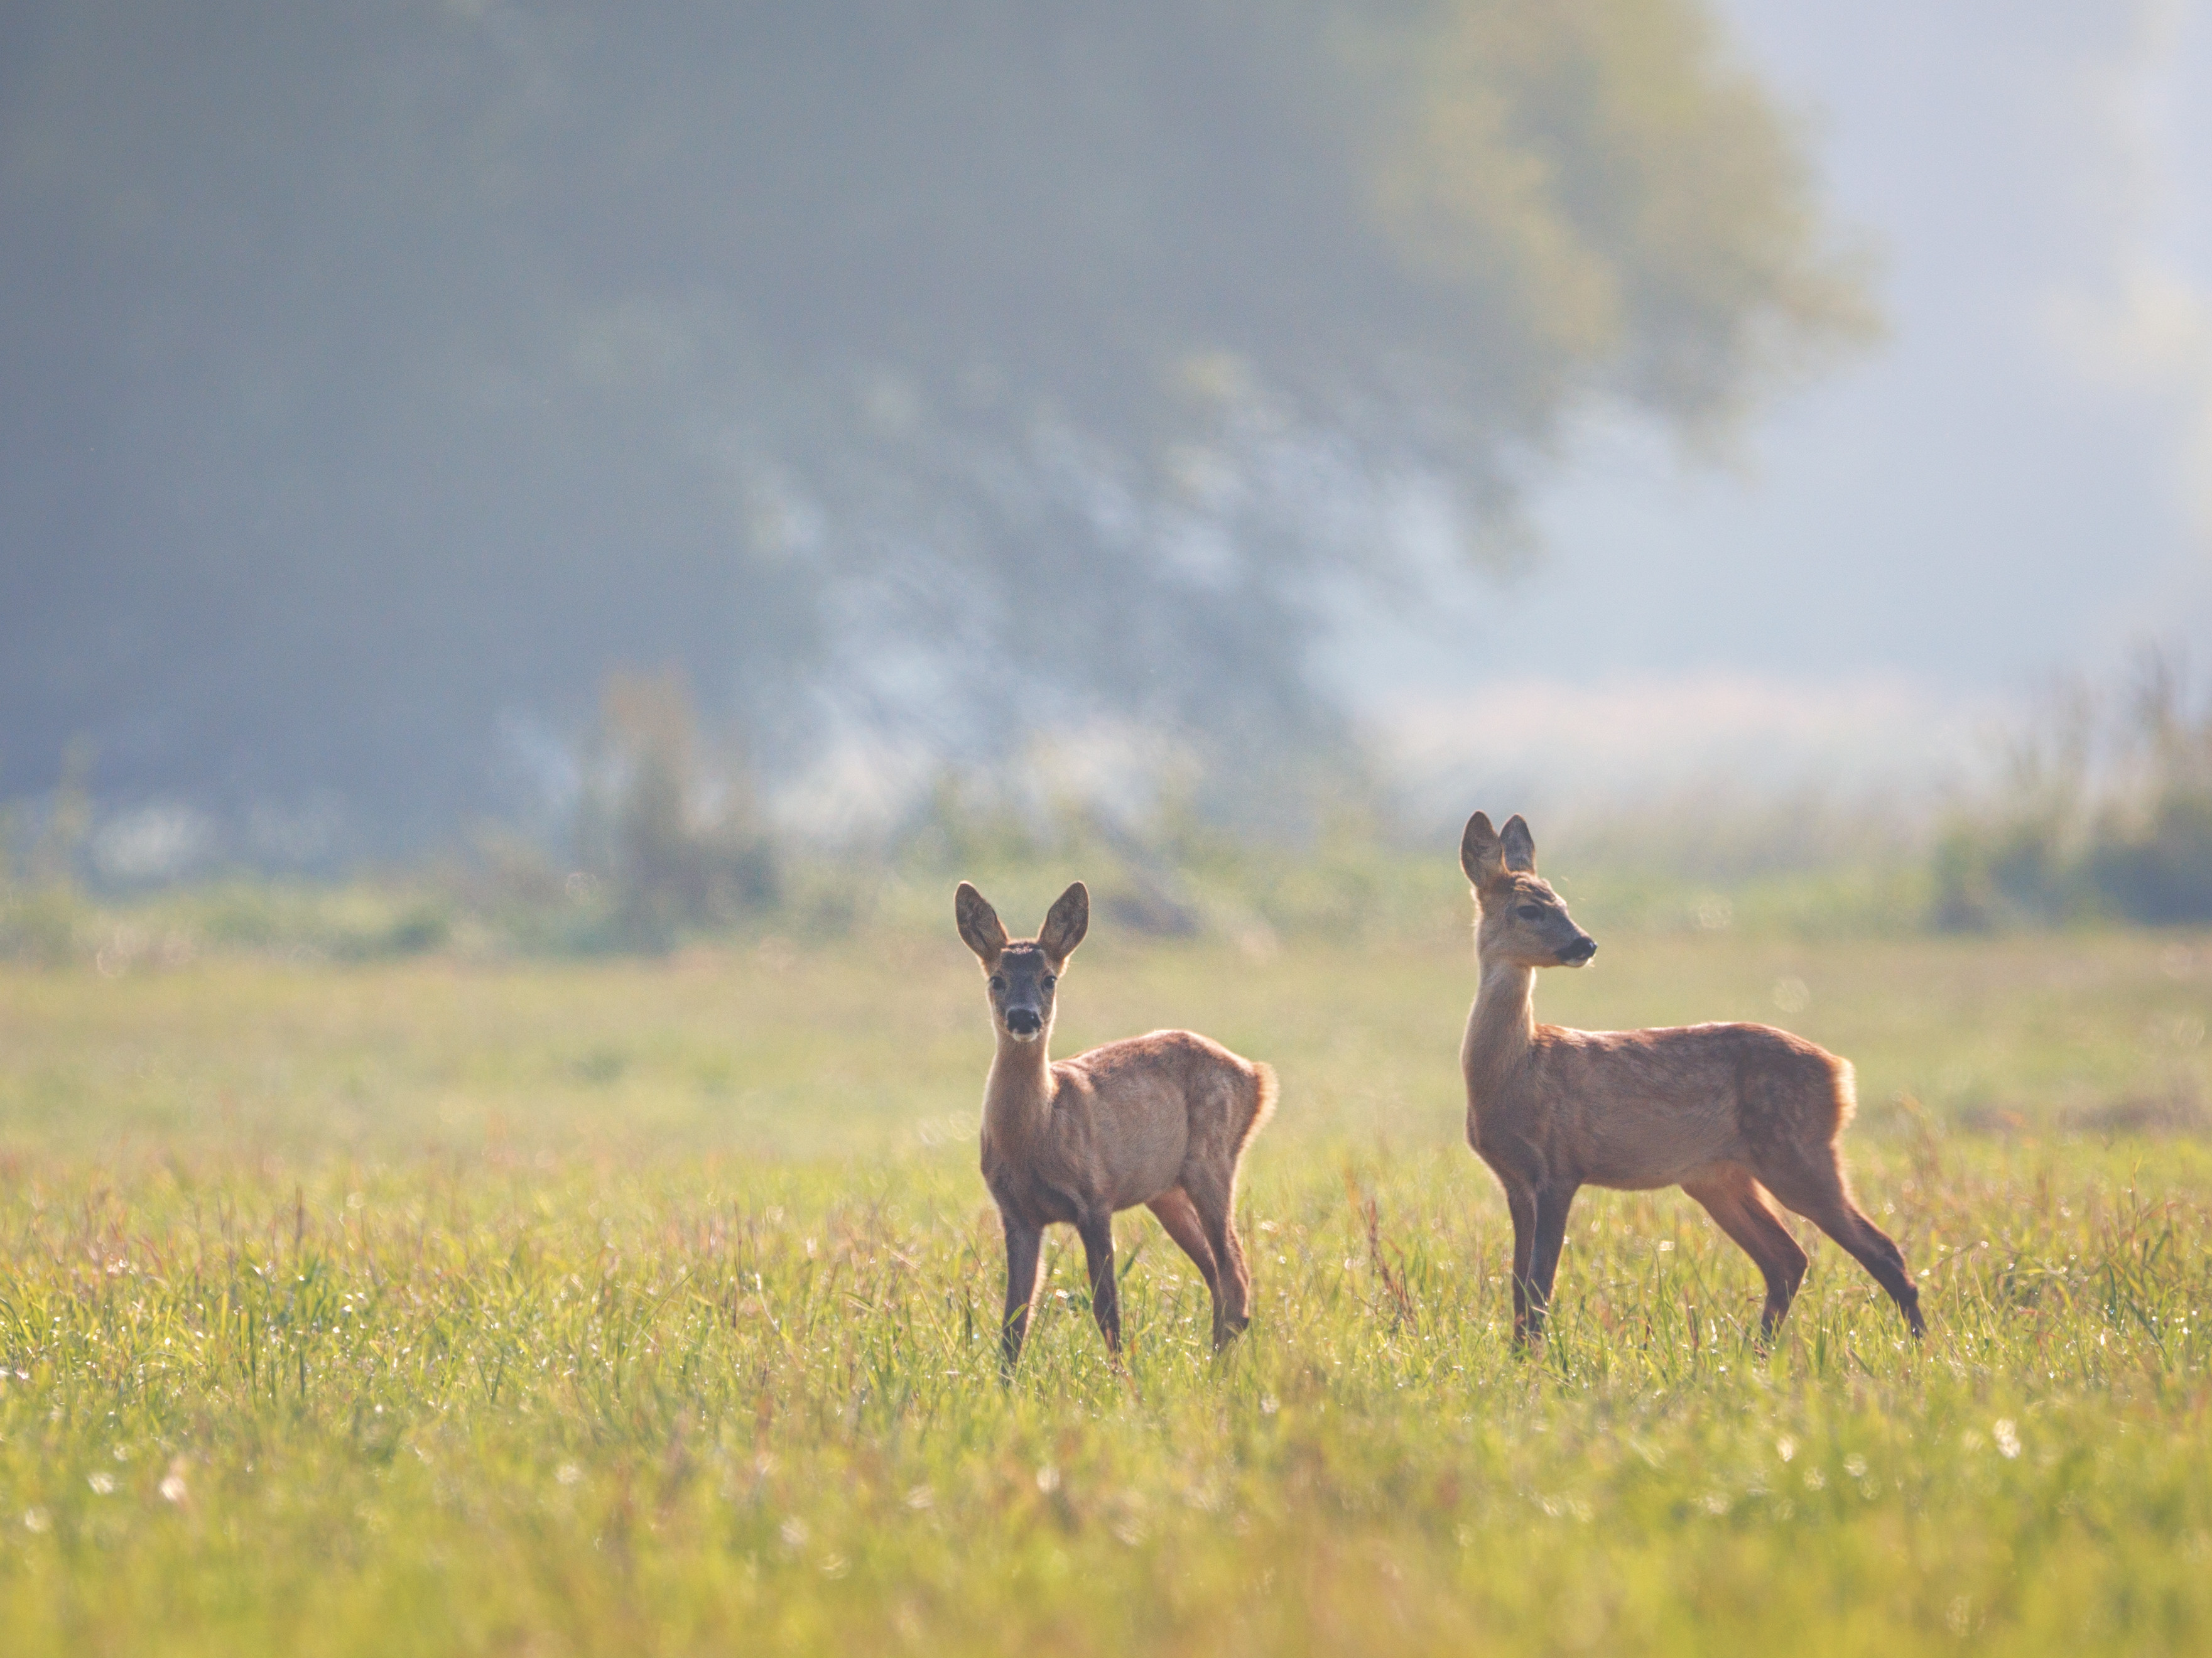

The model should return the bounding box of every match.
[955,880,1276,1370]
[1457,811,1925,1346]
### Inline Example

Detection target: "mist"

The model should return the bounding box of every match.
[2,1,1863,864]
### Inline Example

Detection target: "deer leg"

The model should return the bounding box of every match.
[1076,1213,1123,1357]
[1762,1161,1926,1338]
[999,1215,1046,1374]
[1821,1200,1924,1338]
[1502,1183,1539,1344]
[1741,1180,1812,1333]
[1523,1184,1578,1340]
[1185,1172,1253,1348]
[1684,1170,1808,1342]
[1146,1188,1224,1343]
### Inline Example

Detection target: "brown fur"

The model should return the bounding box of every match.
[1457,811,1925,1345]
[956,880,1276,1369]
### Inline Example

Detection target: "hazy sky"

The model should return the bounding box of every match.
[1392,0,2212,699]
[1359,0,2212,814]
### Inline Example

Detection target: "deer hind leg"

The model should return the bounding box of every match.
[999,1215,1046,1375]
[1146,1188,1225,1343]
[1181,1168,1252,1348]
[1684,1168,1808,1342]
[1761,1155,1926,1338]
[1075,1213,1123,1358]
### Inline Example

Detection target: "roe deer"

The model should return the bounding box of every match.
[955,880,1276,1368]
[1456,811,1925,1346]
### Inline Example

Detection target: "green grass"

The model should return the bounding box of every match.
[3,926,2211,1653]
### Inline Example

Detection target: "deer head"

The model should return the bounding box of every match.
[1461,812,1596,970]
[955,880,1090,1043]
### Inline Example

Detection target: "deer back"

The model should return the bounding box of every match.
[1495,1022,1851,1192]
[1017,1031,1259,1214]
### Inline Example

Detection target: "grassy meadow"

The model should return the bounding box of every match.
[4,913,2212,1653]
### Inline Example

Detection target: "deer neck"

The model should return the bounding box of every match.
[982,1028,1056,1146]
[1462,952,1537,1097]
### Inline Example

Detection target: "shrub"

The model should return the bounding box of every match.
[1933,646,2212,929]
[572,671,779,951]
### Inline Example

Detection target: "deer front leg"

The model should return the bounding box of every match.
[1502,1183,1539,1345]
[1076,1213,1122,1357]
[1523,1183,1578,1340]
[1000,1215,1045,1375]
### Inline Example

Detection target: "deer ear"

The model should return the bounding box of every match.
[1460,812,1505,889]
[955,882,1009,965]
[1500,814,1537,874]
[1038,880,1090,963]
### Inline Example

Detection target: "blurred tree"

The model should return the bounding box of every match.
[0,0,1870,848]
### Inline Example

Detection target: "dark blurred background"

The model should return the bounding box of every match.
[3,1,2208,934]
[0,2,1862,843]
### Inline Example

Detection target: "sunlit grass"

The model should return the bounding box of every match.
[1,928,2204,1156]
[3,930,2210,1652]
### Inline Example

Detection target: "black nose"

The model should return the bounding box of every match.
[1559,936,1597,964]
[1005,1008,1043,1035]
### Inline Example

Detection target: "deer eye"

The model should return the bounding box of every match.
[1041,973,1056,988]
[1516,904,1546,921]
[989,975,1005,990]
